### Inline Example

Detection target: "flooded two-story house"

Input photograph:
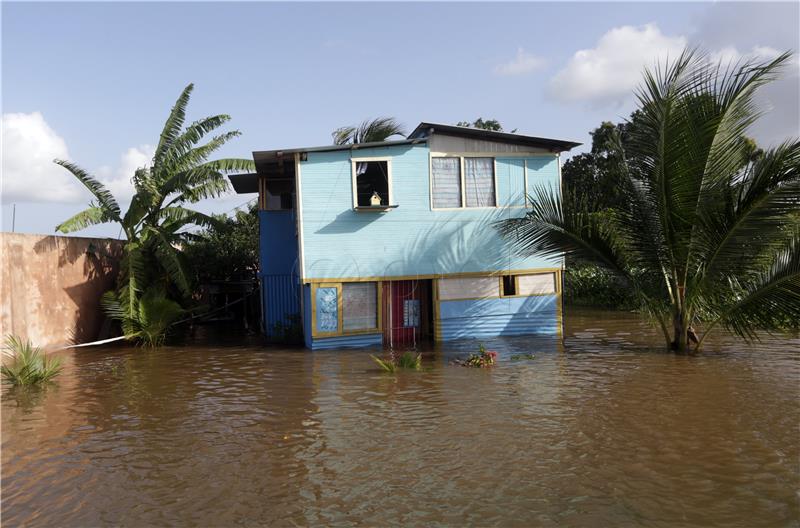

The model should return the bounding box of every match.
[230,123,580,349]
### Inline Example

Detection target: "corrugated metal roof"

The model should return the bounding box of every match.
[253,137,427,164]
[409,122,581,152]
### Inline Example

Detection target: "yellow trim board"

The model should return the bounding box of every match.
[305,267,563,284]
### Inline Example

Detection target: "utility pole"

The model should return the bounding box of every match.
[11,203,16,232]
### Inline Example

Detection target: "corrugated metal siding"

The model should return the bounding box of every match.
[310,333,383,350]
[303,285,312,348]
[300,144,561,280]
[259,210,301,337]
[438,295,558,341]
[263,274,300,337]
[430,135,553,154]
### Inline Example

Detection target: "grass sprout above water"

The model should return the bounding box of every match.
[371,351,422,372]
[1,336,62,386]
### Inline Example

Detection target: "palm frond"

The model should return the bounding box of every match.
[55,205,114,233]
[53,160,121,220]
[154,83,194,167]
[145,227,191,297]
[332,117,406,145]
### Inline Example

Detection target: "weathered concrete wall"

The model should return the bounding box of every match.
[0,233,122,349]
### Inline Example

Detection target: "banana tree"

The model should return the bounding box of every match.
[498,50,800,352]
[55,83,254,342]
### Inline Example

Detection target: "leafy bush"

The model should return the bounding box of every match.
[102,288,186,348]
[371,351,422,372]
[1,336,62,386]
[563,264,640,310]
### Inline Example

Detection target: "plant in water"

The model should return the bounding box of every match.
[498,49,800,352]
[1,336,62,386]
[459,344,497,368]
[509,353,536,361]
[370,351,422,372]
[102,288,186,348]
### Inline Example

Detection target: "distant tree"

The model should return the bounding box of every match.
[332,117,406,145]
[456,118,517,133]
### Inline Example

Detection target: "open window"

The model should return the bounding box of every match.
[501,275,517,296]
[352,159,394,210]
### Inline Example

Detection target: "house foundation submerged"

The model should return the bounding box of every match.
[230,122,580,349]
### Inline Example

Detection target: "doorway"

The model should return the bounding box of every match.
[381,279,433,348]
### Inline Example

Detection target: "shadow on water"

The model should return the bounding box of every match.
[2,308,798,527]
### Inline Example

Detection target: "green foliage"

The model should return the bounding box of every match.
[461,344,497,367]
[456,118,517,133]
[499,49,800,352]
[332,117,406,145]
[564,264,642,310]
[54,84,254,346]
[183,204,259,283]
[370,351,422,372]
[102,288,187,348]
[271,315,304,344]
[1,336,62,386]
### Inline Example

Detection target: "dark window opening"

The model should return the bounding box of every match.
[502,275,516,296]
[280,192,293,210]
[355,161,389,207]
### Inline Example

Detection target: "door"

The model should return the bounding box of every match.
[382,280,432,347]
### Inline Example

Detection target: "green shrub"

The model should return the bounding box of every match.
[1,336,62,386]
[371,351,422,372]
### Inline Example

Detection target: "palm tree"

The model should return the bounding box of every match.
[332,117,406,145]
[55,83,254,342]
[498,50,800,352]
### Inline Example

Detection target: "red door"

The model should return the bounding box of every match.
[382,280,431,347]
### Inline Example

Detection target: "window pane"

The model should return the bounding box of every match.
[465,157,496,207]
[438,277,499,300]
[432,157,462,208]
[316,287,338,332]
[517,273,556,295]
[355,161,389,206]
[343,282,377,331]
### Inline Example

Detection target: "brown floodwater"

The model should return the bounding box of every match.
[2,308,799,527]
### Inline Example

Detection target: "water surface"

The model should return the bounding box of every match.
[3,309,799,527]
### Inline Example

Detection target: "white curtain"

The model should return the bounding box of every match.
[343,282,377,330]
[465,157,496,207]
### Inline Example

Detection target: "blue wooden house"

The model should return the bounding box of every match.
[230,123,580,349]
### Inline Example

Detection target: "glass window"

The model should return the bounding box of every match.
[431,157,462,208]
[464,157,496,207]
[343,282,377,331]
[315,286,339,333]
[354,161,389,206]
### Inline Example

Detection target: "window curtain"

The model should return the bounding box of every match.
[465,157,496,207]
[343,282,377,330]
[432,157,462,208]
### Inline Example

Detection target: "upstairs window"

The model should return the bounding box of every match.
[465,157,496,207]
[353,159,390,207]
[431,156,496,209]
[431,157,462,208]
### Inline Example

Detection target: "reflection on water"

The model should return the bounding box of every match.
[2,308,799,527]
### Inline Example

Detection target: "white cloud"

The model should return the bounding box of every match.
[1,112,82,203]
[548,24,687,105]
[1,111,153,205]
[709,45,782,66]
[495,48,546,76]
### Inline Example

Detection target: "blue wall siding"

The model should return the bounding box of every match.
[438,295,558,341]
[259,210,300,337]
[303,284,312,348]
[496,158,526,207]
[309,333,383,350]
[299,145,562,280]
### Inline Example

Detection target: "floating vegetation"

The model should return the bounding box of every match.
[510,354,536,361]
[371,351,422,372]
[1,336,62,386]
[454,344,497,368]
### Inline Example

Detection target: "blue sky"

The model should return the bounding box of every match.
[2,1,798,237]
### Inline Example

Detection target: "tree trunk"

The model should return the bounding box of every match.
[671,313,690,353]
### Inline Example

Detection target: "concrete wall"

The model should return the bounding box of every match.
[0,232,122,349]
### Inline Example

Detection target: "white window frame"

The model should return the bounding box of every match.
[429,154,499,210]
[351,157,393,209]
